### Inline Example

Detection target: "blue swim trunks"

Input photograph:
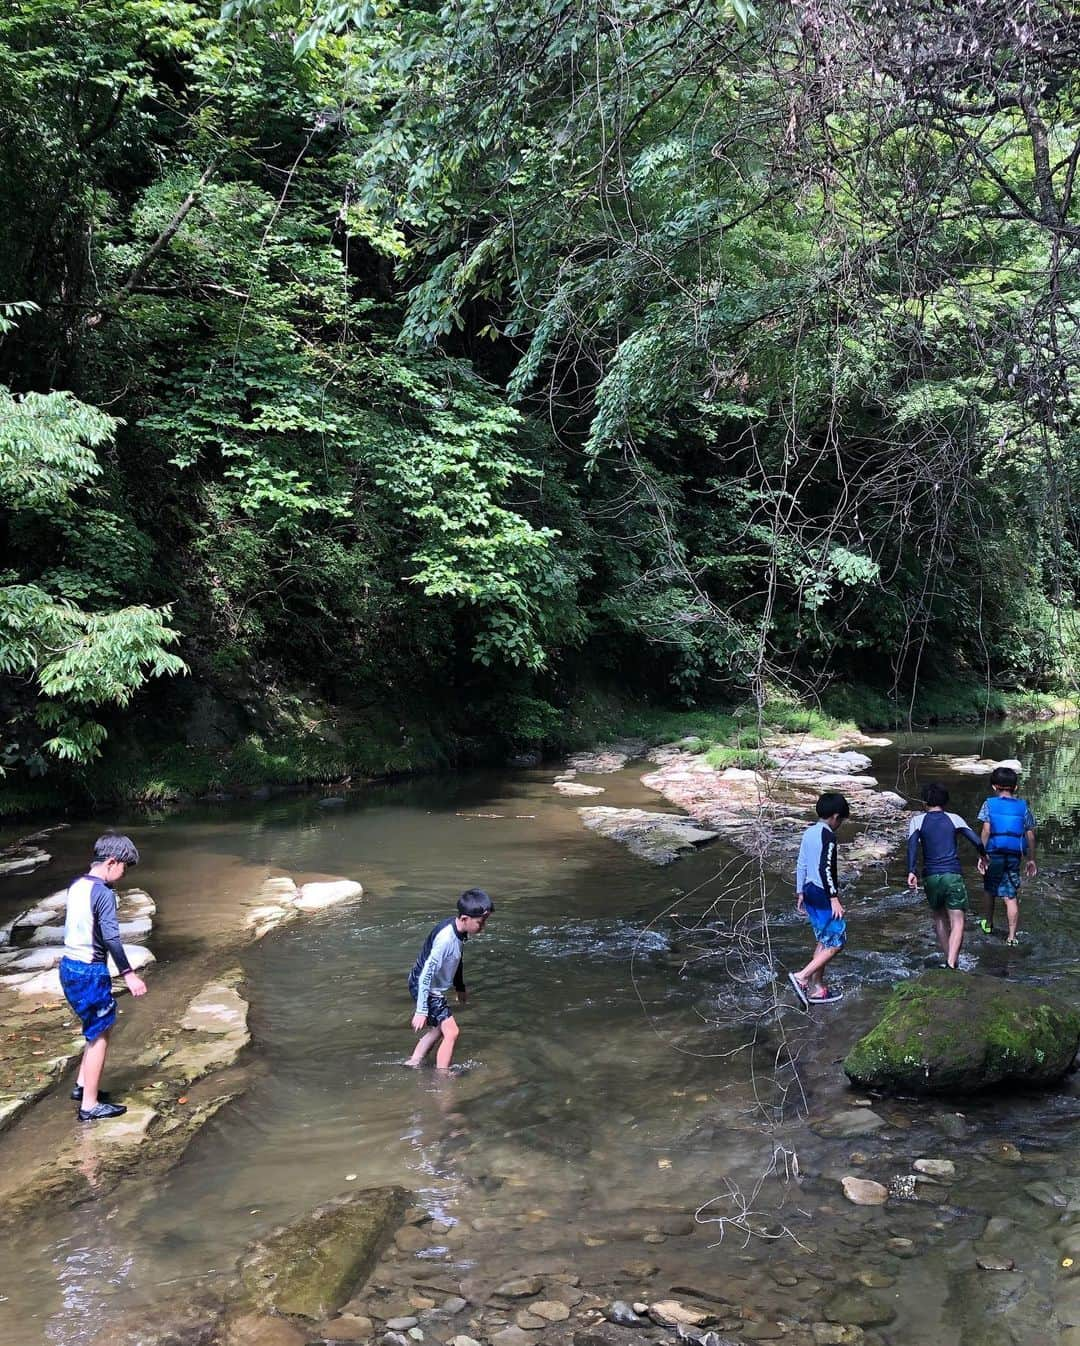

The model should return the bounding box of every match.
[60,957,117,1042]
[984,855,1022,900]
[803,884,847,948]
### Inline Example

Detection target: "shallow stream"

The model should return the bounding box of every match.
[1,720,1079,1346]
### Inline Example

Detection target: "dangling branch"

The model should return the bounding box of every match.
[86,158,220,327]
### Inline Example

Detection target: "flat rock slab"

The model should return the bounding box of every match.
[295,880,363,912]
[552,781,605,796]
[238,1187,408,1320]
[566,741,646,773]
[181,982,249,1035]
[842,1177,889,1206]
[914,1158,955,1180]
[578,807,719,865]
[812,1109,889,1138]
[944,756,1022,775]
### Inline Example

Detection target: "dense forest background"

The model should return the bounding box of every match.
[1,0,1078,801]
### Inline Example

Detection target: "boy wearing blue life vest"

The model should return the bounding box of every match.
[977,766,1037,945]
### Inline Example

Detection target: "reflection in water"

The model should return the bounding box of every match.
[0,728,1077,1345]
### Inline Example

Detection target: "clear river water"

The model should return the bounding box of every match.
[1,719,1078,1346]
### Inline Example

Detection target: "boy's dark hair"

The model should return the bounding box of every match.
[815,792,850,822]
[93,833,139,867]
[921,782,950,808]
[990,766,1019,790]
[458,888,493,918]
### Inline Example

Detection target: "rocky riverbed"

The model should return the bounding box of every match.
[564,732,908,876]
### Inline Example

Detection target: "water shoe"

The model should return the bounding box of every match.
[808,986,844,1004]
[787,971,809,1009]
[1005,937,1020,947]
[77,1101,127,1122]
[977,919,992,935]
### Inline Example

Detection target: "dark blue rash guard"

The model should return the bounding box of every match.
[906,810,985,877]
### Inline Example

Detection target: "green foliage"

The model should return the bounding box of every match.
[1,0,1078,801]
[0,382,185,767]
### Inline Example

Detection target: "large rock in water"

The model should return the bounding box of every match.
[577,806,719,865]
[844,971,1080,1095]
[238,1187,407,1319]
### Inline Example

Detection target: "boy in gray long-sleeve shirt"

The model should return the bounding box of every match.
[406,888,494,1070]
[60,833,149,1121]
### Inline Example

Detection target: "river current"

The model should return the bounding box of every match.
[0,720,1078,1345]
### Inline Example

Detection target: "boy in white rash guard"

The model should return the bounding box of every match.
[60,834,148,1121]
[407,889,494,1069]
[789,792,850,1007]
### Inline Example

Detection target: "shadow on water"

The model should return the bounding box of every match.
[1,729,1079,1344]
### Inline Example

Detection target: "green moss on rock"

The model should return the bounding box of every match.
[844,970,1080,1095]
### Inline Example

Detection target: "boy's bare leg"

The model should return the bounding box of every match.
[434,1016,460,1070]
[947,910,964,966]
[407,1026,442,1067]
[1003,897,1020,942]
[932,911,950,957]
[79,1033,110,1109]
[795,943,840,994]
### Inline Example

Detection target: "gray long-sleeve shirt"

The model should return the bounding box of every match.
[409,917,466,1013]
[63,874,132,974]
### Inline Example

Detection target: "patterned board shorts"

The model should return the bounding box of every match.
[408,976,453,1027]
[805,903,847,949]
[924,873,968,912]
[984,854,1023,900]
[59,957,117,1042]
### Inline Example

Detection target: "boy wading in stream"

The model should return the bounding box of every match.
[406,888,494,1070]
[978,765,1037,945]
[789,793,850,1007]
[906,782,986,969]
[60,834,148,1121]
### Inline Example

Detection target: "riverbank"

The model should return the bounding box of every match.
[2,683,1070,823]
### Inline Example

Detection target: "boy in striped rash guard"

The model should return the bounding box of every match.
[406,888,494,1070]
[789,792,850,1007]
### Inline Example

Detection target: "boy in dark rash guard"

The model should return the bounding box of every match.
[60,834,148,1121]
[906,782,987,969]
[406,888,494,1070]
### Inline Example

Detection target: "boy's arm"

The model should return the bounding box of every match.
[93,887,147,994]
[906,818,920,885]
[955,820,987,857]
[823,831,844,916]
[1025,808,1037,874]
[414,950,440,1014]
[454,961,467,1001]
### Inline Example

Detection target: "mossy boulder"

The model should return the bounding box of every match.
[844,970,1080,1095]
[238,1187,407,1319]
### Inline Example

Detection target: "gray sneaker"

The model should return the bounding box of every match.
[77,1101,127,1122]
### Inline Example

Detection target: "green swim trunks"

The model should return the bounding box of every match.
[924,873,968,911]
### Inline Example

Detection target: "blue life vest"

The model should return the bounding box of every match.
[985,796,1029,855]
